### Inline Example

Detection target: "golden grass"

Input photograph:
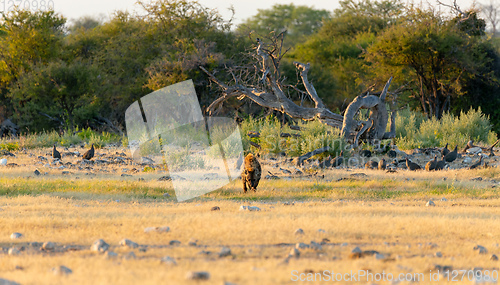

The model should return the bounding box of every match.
[1,147,500,284]
[0,196,500,284]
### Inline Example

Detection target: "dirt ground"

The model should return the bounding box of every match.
[0,146,500,284]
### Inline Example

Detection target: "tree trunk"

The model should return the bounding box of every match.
[200,37,397,146]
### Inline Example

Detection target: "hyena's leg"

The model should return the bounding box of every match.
[242,176,247,193]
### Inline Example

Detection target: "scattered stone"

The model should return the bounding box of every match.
[34,169,40,176]
[219,247,231,257]
[294,228,304,235]
[441,198,448,201]
[426,200,435,207]
[471,177,483,181]
[123,252,136,259]
[169,240,181,246]
[435,251,443,258]
[211,206,220,211]
[186,271,210,280]
[467,147,482,154]
[474,245,488,254]
[163,193,170,197]
[463,157,473,164]
[42,241,56,251]
[8,248,20,255]
[0,158,7,166]
[375,253,386,260]
[119,239,138,249]
[105,251,118,259]
[239,205,261,211]
[10,232,22,239]
[0,278,20,285]
[161,256,177,265]
[158,175,172,181]
[310,241,322,250]
[289,248,300,258]
[121,174,132,177]
[351,247,362,254]
[144,226,170,233]
[491,254,498,261]
[90,239,109,252]
[52,265,72,275]
[296,243,309,249]
[188,238,198,246]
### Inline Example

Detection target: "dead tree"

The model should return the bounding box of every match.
[200,35,396,146]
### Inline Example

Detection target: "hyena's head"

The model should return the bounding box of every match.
[246,170,258,189]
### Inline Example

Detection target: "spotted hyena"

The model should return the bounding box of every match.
[242,153,261,193]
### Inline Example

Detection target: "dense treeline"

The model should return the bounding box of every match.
[1,0,500,134]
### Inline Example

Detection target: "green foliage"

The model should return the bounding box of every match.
[0,142,19,152]
[8,61,101,131]
[237,4,330,47]
[395,107,497,149]
[239,116,345,157]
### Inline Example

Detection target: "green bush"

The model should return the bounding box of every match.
[394,107,498,149]
[239,116,346,157]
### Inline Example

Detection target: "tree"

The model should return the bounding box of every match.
[481,0,500,36]
[201,36,396,145]
[290,0,403,108]
[8,61,102,131]
[237,4,330,47]
[0,10,65,120]
[367,7,490,119]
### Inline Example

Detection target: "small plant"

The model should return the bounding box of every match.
[0,142,20,152]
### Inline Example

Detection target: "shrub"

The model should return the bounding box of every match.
[239,116,346,157]
[394,107,498,149]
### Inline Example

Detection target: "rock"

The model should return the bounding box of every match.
[169,240,181,246]
[42,241,56,251]
[219,247,231,257]
[296,243,309,249]
[289,248,300,258]
[467,147,482,154]
[123,252,136,259]
[491,254,498,261]
[441,198,448,201]
[121,174,132,177]
[8,248,20,255]
[186,271,210,280]
[144,226,170,233]
[161,256,177,265]
[52,265,72,275]
[426,200,435,207]
[163,193,170,197]
[351,246,362,254]
[0,158,7,166]
[375,253,386,260]
[90,239,109,252]
[294,228,304,235]
[10,232,22,239]
[474,245,488,254]
[119,239,138,249]
[435,251,443,257]
[463,157,473,164]
[239,205,261,211]
[310,241,322,250]
[34,169,40,176]
[105,251,118,259]
[0,278,20,285]
[188,238,198,246]
[211,206,220,211]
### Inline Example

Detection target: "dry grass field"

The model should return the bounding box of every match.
[1,146,500,284]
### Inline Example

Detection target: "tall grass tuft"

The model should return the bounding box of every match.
[240,116,345,156]
[394,107,497,149]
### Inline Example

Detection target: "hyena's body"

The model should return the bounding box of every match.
[242,153,261,193]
